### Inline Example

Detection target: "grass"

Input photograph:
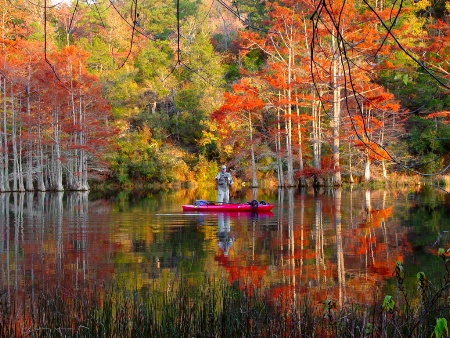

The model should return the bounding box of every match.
[1,256,450,337]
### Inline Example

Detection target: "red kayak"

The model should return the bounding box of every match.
[182,200,274,212]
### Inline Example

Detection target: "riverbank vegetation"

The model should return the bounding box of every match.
[0,0,449,192]
[1,253,449,337]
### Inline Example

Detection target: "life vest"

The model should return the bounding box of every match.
[218,173,229,186]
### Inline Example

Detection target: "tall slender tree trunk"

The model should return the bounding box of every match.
[285,52,294,187]
[381,160,387,179]
[312,96,322,186]
[36,138,46,191]
[17,108,24,192]
[80,105,89,191]
[331,34,342,186]
[296,95,306,187]
[52,109,64,191]
[0,75,5,192]
[248,111,258,187]
[25,79,33,191]
[67,68,77,191]
[380,112,387,179]
[11,92,22,191]
[276,95,284,186]
[364,153,371,182]
[79,86,88,191]
[348,143,354,183]
[36,94,46,191]
[2,76,10,191]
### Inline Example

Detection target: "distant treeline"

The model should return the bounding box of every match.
[0,0,449,191]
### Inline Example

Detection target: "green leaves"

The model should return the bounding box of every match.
[364,323,374,335]
[416,271,428,289]
[382,295,396,313]
[394,73,409,85]
[405,115,450,173]
[432,318,448,338]
[323,299,334,312]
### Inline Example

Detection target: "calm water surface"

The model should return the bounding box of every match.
[0,186,449,306]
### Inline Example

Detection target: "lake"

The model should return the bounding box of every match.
[1,185,449,309]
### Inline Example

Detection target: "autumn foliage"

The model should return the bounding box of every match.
[0,39,115,191]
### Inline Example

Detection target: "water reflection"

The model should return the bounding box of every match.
[217,213,232,256]
[192,211,274,257]
[0,187,448,309]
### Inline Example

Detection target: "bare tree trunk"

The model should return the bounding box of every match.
[2,76,10,191]
[381,160,387,179]
[25,80,33,191]
[51,109,64,191]
[380,112,387,179]
[11,93,25,191]
[80,90,88,191]
[331,34,342,186]
[36,95,46,191]
[312,97,322,186]
[67,70,77,191]
[11,94,17,191]
[248,111,258,188]
[348,143,354,183]
[285,53,294,187]
[0,75,5,192]
[276,97,284,186]
[296,95,306,187]
[36,139,46,191]
[17,110,24,192]
[364,153,371,182]
[80,128,89,191]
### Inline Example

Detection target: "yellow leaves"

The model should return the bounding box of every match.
[199,120,219,147]
[223,145,234,157]
[413,0,432,12]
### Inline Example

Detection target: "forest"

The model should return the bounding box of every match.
[0,0,449,191]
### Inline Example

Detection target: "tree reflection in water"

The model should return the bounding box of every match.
[0,187,447,321]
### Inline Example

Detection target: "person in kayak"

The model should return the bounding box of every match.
[215,165,233,204]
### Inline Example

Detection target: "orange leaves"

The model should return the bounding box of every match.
[426,111,450,124]
[354,139,391,161]
[213,78,264,118]
[370,207,393,227]
[0,36,114,190]
[238,31,266,57]
[215,252,268,296]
